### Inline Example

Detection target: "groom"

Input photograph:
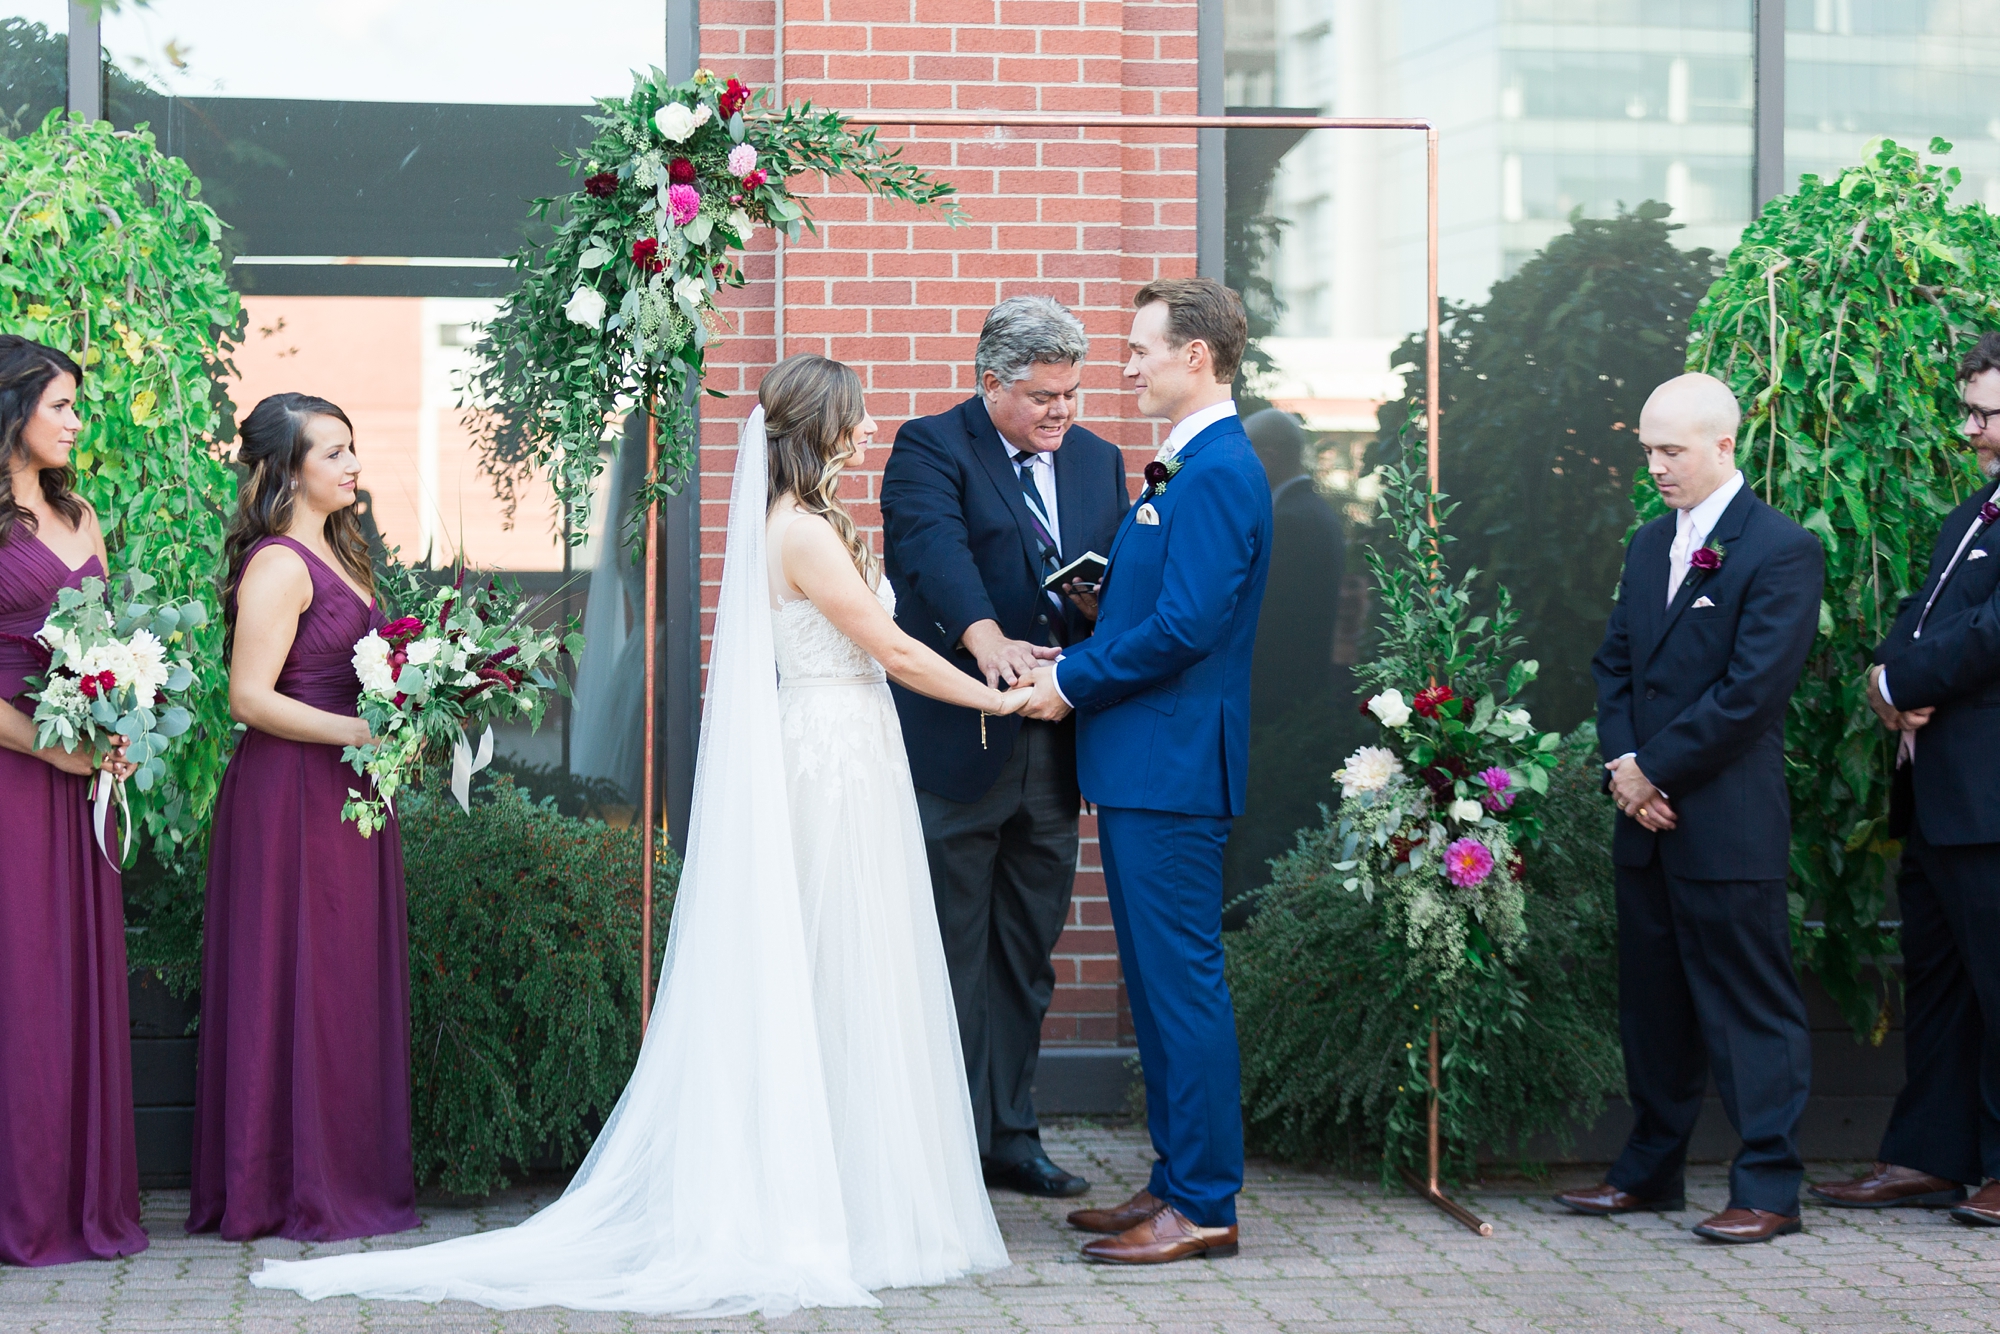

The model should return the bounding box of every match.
[1022,278,1272,1264]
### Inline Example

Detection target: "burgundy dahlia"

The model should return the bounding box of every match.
[631,237,664,273]
[718,77,752,118]
[1412,684,1455,719]
[583,171,618,198]
[668,156,696,185]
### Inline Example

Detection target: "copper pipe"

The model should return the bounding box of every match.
[639,407,659,1033]
[845,112,1431,130]
[1425,127,1441,505]
[1428,1018,1442,1193]
[1404,1016,1492,1236]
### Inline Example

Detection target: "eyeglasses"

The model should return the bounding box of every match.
[1967,402,2000,432]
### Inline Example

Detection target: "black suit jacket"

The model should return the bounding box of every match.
[1875,478,2000,845]
[1591,484,1825,880]
[881,396,1129,804]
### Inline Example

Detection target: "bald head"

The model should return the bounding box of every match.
[1639,373,1742,510]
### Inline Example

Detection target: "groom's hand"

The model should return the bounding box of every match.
[1020,666,1072,722]
[960,619,1045,687]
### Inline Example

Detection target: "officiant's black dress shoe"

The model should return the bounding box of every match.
[983,1153,1090,1198]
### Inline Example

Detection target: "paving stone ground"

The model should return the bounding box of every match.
[3,1119,1998,1333]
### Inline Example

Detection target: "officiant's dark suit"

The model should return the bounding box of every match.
[1588,477,1823,1225]
[1835,448,2000,1216]
[882,376,1127,1192]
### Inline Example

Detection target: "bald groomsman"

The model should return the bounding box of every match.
[1814,332,2000,1225]
[1563,373,1824,1243]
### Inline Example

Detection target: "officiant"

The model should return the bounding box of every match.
[882,296,1129,1198]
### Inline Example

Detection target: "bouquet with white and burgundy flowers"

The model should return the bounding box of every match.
[341,567,577,837]
[1330,459,1562,980]
[24,569,203,856]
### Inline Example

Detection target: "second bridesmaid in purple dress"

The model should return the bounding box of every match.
[186,393,418,1242]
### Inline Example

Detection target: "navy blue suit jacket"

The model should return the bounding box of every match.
[881,396,1128,805]
[1057,412,1273,817]
[1591,485,1824,880]
[1874,478,2000,846]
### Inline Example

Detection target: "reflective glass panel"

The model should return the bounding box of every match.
[0,3,68,137]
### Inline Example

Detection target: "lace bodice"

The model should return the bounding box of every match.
[772,580,895,682]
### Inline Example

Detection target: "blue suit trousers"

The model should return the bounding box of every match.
[1097,805,1244,1227]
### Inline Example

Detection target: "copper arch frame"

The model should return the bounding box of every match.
[635,111,1478,1234]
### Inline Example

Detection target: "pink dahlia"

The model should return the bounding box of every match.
[1444,837,1494,889]
[727,143,758,177]
[1477,766,1515,812]
[667,183,700,227]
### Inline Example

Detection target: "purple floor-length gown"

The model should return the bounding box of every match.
[187,534,418,1242]
[0,531,147,1267]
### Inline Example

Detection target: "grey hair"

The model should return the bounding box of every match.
[974,296,1090,392]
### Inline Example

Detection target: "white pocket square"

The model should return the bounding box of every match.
[1970,549,1990,561]
[1135,503,1159,526]
[1691,596,1715,609]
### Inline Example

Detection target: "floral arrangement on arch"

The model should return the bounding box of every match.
[1330,455,1563,981]
[465,68,962,537]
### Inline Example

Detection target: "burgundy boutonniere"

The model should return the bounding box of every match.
[1689,543,1724,572]
[1142,457,1184,496]
[1980,500,1999,526]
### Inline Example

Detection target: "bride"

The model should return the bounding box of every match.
[251,355,1030,1315]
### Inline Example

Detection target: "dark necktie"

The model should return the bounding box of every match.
[1013,450,1067,644]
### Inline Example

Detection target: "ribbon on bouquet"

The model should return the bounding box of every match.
[92,768,133,863]
[450,724,495,814]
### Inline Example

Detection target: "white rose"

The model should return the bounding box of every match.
[404,637,444,667]
[77,639,137,691]
[727,207,754,242]
[654,101,704,142]
[1366,689,1412,729]
[673,274,707,308]
[449,646,469,673]
[36,619,81,663]
[352,632,397,697]
[564,285,607,329]
[1449,798,1483,824]
[1334,745,1403,798]
[1505,707,1533,728]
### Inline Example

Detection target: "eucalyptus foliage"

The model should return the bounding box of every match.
[1659,138,2000,1037]
[0,111,243,854]
[1230,724,1622,1182]
[467,68,961,537]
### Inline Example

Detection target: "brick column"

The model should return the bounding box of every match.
[701,0,1200,1049]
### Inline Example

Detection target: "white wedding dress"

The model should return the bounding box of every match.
[250,409,1007,1317]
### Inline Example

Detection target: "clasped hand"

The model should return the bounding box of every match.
[1864,664,1933,735]
[1605,753,1676,831]
[960,619,1059,688]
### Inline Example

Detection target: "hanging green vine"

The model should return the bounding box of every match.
[1652,137,2000,1038]
[0,110,243,857]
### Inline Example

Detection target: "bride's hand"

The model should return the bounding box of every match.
[990,684,1036,716]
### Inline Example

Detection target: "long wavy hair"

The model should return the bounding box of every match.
[221,393,373,652]
[761,354,876,585]
[0,336,86,548]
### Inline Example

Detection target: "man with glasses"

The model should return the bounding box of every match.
[880,296,1129,1200]
[1814,332,2000,1224]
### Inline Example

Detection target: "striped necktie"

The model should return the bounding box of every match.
[1013,450,1067,643]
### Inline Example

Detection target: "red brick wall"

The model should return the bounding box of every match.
[700,0,1201,1046]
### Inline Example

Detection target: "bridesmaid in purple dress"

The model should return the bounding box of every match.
[186,393,418,1242]
[0,337,147,1267]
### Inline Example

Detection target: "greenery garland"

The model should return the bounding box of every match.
[0,111,242,856]
[1660,137,2000,1037]
[466,68,961,535]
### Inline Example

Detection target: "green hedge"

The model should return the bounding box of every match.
[1230,724,1623,1181]
[127,774,677,1198]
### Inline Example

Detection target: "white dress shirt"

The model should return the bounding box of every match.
[1051,399,1239,707]
[1666,469,1744,606]
[1008,445,1061,554]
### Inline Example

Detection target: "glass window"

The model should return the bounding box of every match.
[0,3,69,137]
[1785,0,2000,211]
[1221,0,1753,918]
[100,1,665,810]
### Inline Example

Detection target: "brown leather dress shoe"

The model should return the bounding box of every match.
[1949,1179,2000,1226]
[1080,1203,1238,1264]
[1810,1162,1966,1209]
[1067,1188,1164,1235]
[1553,1182,1685,1215]
[1692,1207,1802,1243]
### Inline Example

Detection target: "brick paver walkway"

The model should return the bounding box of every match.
[3,1120,1997,1332]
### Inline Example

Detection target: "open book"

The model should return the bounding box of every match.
[1042,550,1108,592]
